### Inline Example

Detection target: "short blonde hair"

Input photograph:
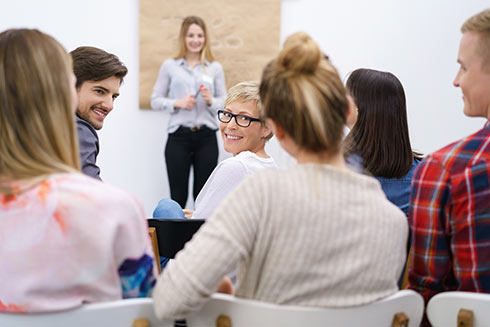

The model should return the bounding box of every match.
[224,81,272,140]
[175,16,215,65]
[259,32,348,154]
[0,29,80,180]
[462,8,490,71]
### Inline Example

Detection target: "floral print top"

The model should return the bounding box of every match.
[0,173,156,313]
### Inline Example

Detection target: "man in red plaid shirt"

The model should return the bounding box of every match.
[408,8,490,320]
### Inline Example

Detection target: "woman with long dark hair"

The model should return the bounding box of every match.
[344,68,422,215]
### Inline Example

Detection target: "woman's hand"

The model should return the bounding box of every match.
[216,276,234,294]
[174,95,196,110]
[200,86,213,106]
[183,209,195,219]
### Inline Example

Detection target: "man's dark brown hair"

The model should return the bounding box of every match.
[70,46,128,88]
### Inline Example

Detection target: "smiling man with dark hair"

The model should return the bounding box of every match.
[70,46,128,180]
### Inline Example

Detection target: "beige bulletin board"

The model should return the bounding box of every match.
[139,0,281,109]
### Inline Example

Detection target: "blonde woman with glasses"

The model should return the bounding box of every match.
[152,32,408,320]
[0,29,155,313]
[153,81,276,221]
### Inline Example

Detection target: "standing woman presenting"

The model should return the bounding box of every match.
[151,16,226,208]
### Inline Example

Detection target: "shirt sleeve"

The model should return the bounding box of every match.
[408,155,452,304]
[114,195,157,298]
[150,60,177,113]
[77,119,101,180]
[207,62,226,113]
[152,175,265,319]
[192,159,249,219]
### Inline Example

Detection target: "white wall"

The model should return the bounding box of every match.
[1,0,488,216]
[281,0,489,156]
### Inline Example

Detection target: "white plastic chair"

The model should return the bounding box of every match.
[0,298,172,327]
[186,290,424,327]
[427,291,490,327]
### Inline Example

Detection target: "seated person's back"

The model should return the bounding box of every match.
[0,28,155,313]
[1,174,155,312]
[179,164,407,307]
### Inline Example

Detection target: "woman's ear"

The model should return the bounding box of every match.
[268,119,299,159]
[268,119,284,140]
[261,119,273,139]
[345,95,358,129]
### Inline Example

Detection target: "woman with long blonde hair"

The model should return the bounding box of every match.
[0,28,155,313]
[151,16,226,209]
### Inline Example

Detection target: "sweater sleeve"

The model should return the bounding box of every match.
[152,174,265,319]
[192,159,249,219]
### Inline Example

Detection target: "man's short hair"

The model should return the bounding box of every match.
[70,46,128,88]
[462,8,490,71]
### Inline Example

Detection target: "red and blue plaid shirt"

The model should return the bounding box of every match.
[408,120,490,307]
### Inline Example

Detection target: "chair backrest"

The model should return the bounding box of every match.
[427,291,490,327]
[186,290,424,327]
[149,227,162,274]
[0,298,172,327]
[147,218,205,258]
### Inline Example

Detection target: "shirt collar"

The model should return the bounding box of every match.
[177,57,209,67]
[485,119,490,128]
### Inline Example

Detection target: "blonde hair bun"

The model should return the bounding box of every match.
[277,32,322,74]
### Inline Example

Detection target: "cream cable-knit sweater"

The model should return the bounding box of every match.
[153,164,408,320]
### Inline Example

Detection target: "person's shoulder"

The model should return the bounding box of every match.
[238,151,277,169]
[425,125,490,172]
[234,151,255,160]
[76,115,97,137]
[215,155,248,174]
[248,162,294,182]
[51,173,141,209]
[339,166,383,190]
[164,58,179,64]
[48,174,146,236]
[162,58,180,68]
[207,60,223,71]
[235,151,271,161]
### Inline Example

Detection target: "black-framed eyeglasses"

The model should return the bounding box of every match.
[217,110,263,128]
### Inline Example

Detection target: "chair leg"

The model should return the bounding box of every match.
[149,227,162,274]
[133,318,150,327]
[216,314,232,327]
[457,309,473,327]
[392,312,409,327]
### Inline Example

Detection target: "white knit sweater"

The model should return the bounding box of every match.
[153,164,408,319]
